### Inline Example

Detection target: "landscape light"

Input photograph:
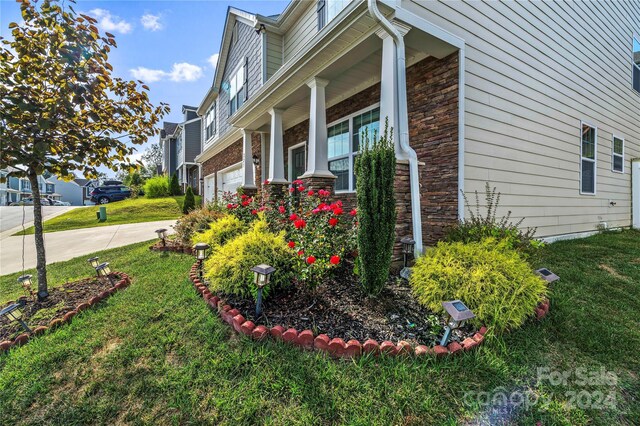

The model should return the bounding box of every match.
[440,300,475,346]
[535,268,560,284]
[155,228,168,246]
[250,264,275,318]
[17,274,32,294]
[0,300,32,333]
[400,236,415,280]
[194,243,211,280]
[88,257,100,276]
[96,262,116,287]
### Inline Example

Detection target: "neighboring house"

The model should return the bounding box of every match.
[0,168,62,204]
[73,178,99,205]
[0,168,20,206]
[160,121,179,177]
[194,0,640,252]
[175,105,202,194]
[47,176,85,206]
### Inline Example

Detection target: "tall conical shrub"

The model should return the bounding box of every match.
[169,172,181,196]
[182,186,195,214]
[354,119,396,296]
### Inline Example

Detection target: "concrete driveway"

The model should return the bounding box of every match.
[0,205,79,236]
[0,219,176,275]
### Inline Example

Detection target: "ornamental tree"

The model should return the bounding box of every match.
[0,0,169,298]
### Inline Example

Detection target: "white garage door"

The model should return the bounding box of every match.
[219,165,243,196]
[203,175,215,204]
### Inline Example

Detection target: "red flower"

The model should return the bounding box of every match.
[242,200,250,207]
[318,189,330,198]
[292,179,304,185]
[241,194,248,200]
[297,185,305,192]
[333,207,343,216]
[278,205,286,214]
[328,217,338,227]
[297,250,304,256]
[289,213,298,221]
[251,209,257,215]
[294,219,306,229]
[350,209,357,217]
[289,187,295,193]
[330,255,340,265]
[306,255,316,265]
[307,190,315,196]
[226,203,234,209]
[288,241,295,248]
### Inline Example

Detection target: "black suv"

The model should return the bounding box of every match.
[90,185,132,204]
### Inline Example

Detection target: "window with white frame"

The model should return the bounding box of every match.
[204,103,216,141]
[633,36,639,93]
[580,123,597,195]
[328,107,380,192]
[229,60,247,115]
[317,0,349,30]
[612,136,624,173]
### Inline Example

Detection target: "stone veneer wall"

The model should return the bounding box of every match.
[201,53,459,246]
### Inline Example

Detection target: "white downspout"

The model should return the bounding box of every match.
[367,0,423,254]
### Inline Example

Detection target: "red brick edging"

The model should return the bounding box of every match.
[189,260,551,359]
[0,272,132,353]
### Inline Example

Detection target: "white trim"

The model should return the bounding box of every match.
[458,47,465,221]
[216,161,243,195]
[327,102,381,127]
[203,171,216,203]
[579,121,597,196]
[611,134,624,174]
[632,159,640,229]
[389,3,465,49]
[288,141,307,181]
[541,230,603,244]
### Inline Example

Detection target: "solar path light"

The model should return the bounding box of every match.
[155,228,168,246]
[399,236,415,280]
[0,300,32,333]
[250,264,275,318]
[440,300,475,346]
[96,262,116,287]
[194,243,210,280]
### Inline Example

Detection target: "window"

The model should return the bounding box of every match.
[229,59,247,115]
[204,103,216,141]
[328,106,380,192]
[633,36,640,92]
[580,123,597,195]
[317,0,348,30]
[612,136,624,173]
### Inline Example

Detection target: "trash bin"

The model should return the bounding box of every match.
[99,206,107,222]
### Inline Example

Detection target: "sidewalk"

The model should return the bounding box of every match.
[0,219,176,275]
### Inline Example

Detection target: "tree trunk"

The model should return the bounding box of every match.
[27,169,48,299]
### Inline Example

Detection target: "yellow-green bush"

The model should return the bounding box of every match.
[191,214,245,248]
[204,217,292,300]
[410,238,547,332]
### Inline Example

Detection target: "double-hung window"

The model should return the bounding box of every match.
[633,36,640,93]
[317,0,349,30]
[229,59,247,116]
[327,106,380,192]
[204,103,216,141]
[612,136,624,173]
[580,123,597,195]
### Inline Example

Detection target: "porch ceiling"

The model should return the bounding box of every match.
[242,16,457,134]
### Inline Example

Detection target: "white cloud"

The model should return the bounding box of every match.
[141,14,163,31]
[208,53,219,70]
[130,63,204,83]
[89,9,132,34]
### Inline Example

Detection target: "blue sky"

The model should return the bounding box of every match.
[0,0,288,176]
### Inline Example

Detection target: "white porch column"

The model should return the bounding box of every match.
[301,77,334,178]
[241,129,257,189]
[268,108,287,184]
[376,22,411,160]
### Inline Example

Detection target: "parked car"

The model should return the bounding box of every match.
[90,185,131,204]
[10,198,54,206]
[102,180,123,186]
[51,200,71,206]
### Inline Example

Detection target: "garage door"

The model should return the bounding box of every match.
[219,165,242,196]
[203,175,215,203]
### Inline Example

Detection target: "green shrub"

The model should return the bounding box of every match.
[204,217,292,300]
[354,120,396,297]
[169,173,181,196]
[446,183,544,263]
[192,214,246,248]
[410,238,547,332]
[143,175,169,198]
[174,208,222,246]
[182,186,196,214]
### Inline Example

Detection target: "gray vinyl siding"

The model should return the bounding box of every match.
[265,31,283,79]
[218,20,263,136]
[169,139,177,175]
[405,0,640,237]
[184,120,202,163]
[185,109,198,121]
[283,3,318,63]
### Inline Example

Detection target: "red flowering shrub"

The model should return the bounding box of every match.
[222,191,265,224]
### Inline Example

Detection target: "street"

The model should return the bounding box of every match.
[0,205,78,234]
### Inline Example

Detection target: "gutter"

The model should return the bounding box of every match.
[367,0,423,255]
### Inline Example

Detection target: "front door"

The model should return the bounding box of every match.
[291,145,306,181]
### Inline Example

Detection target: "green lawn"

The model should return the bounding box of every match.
[14,196,201,235]
[0,230,638,425]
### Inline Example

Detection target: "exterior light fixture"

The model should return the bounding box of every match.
[252,154,260,166]
[96,262,116,287]
[88,257,100,276]
[0,300,32,333]
[250,264,275,318]
[194,243,211,280]
[440,300,475,346]
[155,228,168,246]
[399,236,415,280]
[17,274,33,296]
[535,268,560,284]
[255,23,266,35]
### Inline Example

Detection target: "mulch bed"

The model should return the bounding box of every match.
[0,276,116,341]
[221,269,475,347]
